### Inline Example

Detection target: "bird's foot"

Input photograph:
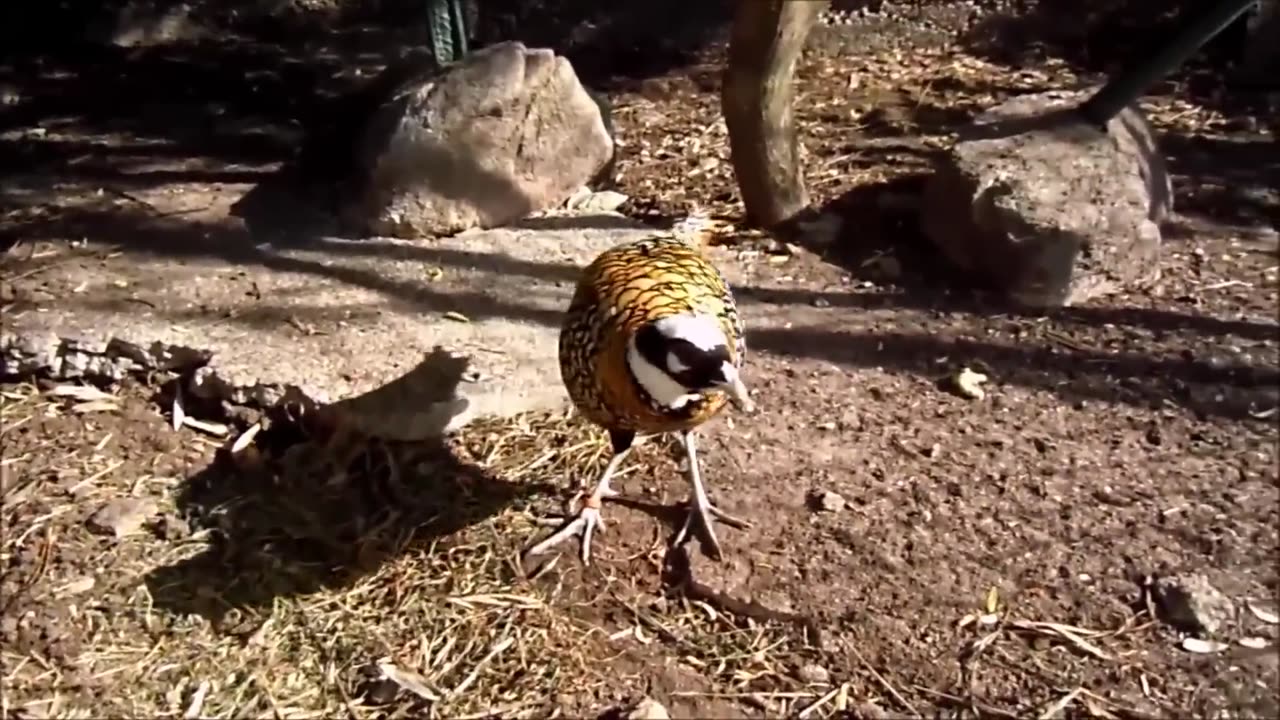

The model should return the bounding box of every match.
[523,490,616,566]
[672,497,750,561]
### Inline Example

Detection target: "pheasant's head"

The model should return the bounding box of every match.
[626,313,752,412]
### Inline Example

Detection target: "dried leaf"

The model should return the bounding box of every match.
[1238,636,1269,649]
[1247,600,1279,625]
[181,416,229,437]
[48,384,115,402]
[171,387,185,431]
[985,586,1000,614]
[231,422,262,454]
[72,399,120,414]
[57,576,96,597]
[954,368,988,400]
[1180,637,1229,654]
[377,662,440,702]
[1010,620,1111,660]
[1037,688,1083,720]
[443,311,470,323]
[184,680,210,719]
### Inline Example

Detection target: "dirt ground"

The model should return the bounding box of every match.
[2,1,1279,718]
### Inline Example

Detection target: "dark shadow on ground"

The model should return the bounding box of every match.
[0,0,733,187]
[143,349,554,626]
[959,0,1275,102]
[746,325,1280,424]
[785,171,972,293]
[958,0,1280,227]
[823,67,1279,232]
[771,170,1279,344]
[1,205,577,328]
[1160,132,1280,231]
[10,174,1275,429]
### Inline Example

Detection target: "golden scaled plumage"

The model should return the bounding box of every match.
[523,234,752,567]
[558,236,746,434]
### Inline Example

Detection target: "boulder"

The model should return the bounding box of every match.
[920,87,1172,308]
[343,40,615,238]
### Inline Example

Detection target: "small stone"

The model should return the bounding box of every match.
[874,255,902,280]
[1152,573,1235,636]
[626,697,670,720]
[854,700,889,719]
[795,663,831,684]
[86,498,159,538]
[566,189,629,213]
[816,490,847,513]
[57,576,96,597]
[157,513,191,541]
[949,367,988,400]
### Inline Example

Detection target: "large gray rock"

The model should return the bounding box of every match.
[920,87,1172,308]
[343,41,615,238]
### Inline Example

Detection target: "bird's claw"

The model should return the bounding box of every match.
[524,505,607,566]
[672,499,750,561]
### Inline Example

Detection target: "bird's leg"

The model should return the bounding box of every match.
[523,430,634,566]
[671,430,750,560]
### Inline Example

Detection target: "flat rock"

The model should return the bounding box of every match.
[920,86,1172,308]
[87,497,159,538]
[1,220,659,440]
[343,40,614,238]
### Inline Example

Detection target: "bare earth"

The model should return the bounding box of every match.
[2,1,1278,718]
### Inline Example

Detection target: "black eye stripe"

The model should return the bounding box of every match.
[667,339,706,365]
[634,322,731,384]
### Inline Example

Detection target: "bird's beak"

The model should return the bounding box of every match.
[716,364,755,414]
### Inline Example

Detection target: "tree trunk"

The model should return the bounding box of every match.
[722,0,828,228]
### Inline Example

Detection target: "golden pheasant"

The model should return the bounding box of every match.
[524,235,754,565]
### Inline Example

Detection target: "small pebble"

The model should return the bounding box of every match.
[817,490,847,512]
[86,498,158,539]
[627,697,670,720]
[796,663,831,684]
[157,513,191,541]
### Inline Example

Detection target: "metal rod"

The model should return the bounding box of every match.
[1076,0,1259,126]
[449,0,469,58]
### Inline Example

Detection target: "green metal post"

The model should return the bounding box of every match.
[429,0,471,67]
